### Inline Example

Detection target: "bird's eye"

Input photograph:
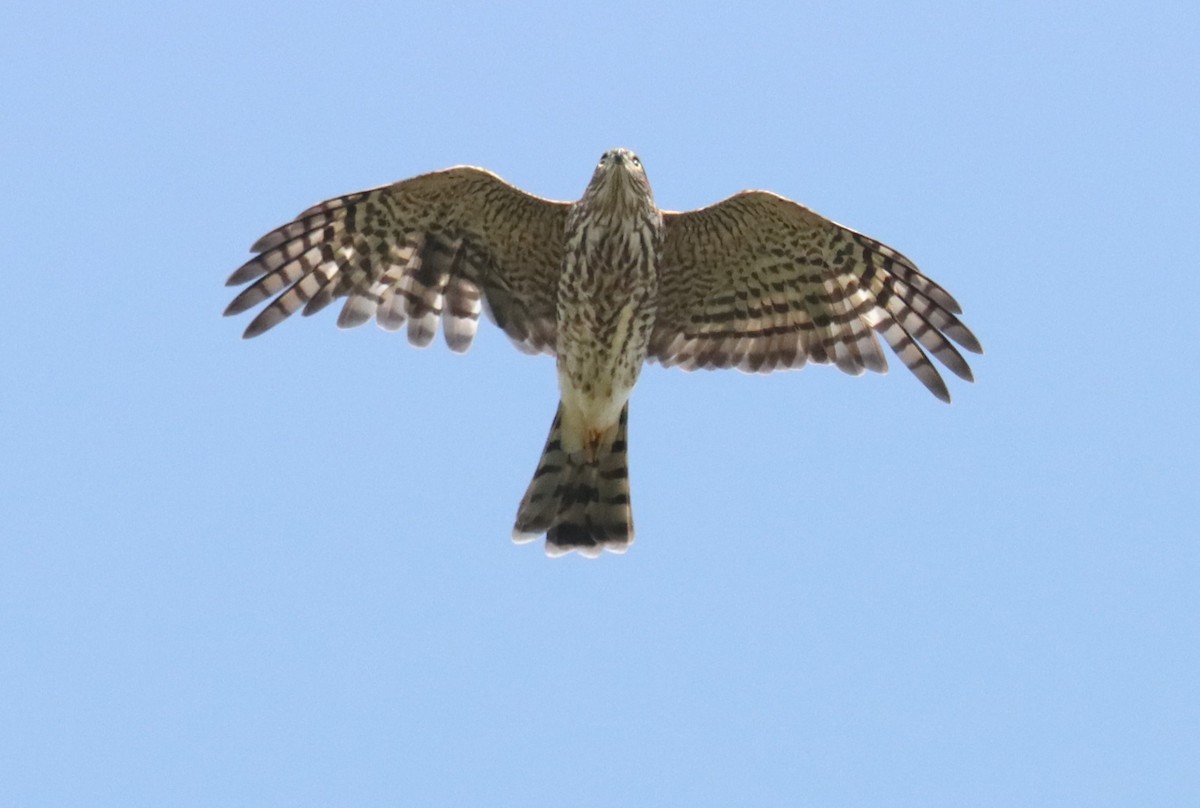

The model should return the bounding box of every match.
[631,155,641,167]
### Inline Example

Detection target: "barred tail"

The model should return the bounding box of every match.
[512,403,633,558]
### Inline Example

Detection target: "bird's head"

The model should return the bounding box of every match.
[582,148,656,216]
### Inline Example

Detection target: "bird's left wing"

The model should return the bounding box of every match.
[650,191,982,401]
[225,167,571,355]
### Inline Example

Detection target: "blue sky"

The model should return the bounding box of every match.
[2,1,1197,805]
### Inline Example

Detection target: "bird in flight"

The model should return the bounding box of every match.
[225,149,981,557]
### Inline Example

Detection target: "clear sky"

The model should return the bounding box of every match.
[2,1,1197,805]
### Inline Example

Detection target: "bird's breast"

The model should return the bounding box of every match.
[555,210,662,437]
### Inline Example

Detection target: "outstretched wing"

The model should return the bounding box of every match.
[650,191,982,401]
[225,167,570,355]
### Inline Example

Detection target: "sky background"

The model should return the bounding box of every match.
[2,1,1197,805]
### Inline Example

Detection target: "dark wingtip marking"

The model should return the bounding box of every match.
[955,326,984,355]
[223,288,264,317]
[242,312,278,339]
[226,260,265,287]
[250,232,283,253]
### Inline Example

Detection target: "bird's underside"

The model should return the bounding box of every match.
[225,149,982,557]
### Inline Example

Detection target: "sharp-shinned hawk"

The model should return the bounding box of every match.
[225,149,982,557]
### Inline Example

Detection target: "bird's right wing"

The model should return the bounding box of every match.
[225,167,571,355]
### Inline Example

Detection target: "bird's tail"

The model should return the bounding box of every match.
[512,403,633,557]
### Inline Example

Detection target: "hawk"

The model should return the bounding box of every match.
[225,149,981,557]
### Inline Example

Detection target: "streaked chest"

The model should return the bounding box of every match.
[560,208,662,308]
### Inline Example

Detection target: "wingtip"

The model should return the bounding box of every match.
[226,260,266,287]
[929,377,952,404]
[957,330,984,356]
[241,319,270,339]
